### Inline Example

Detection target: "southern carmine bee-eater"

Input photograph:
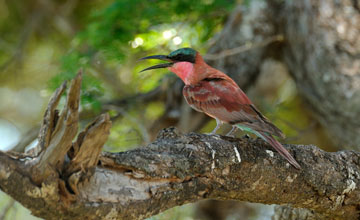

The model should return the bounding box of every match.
[140,48,301,169]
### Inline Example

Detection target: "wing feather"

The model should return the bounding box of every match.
[183,78,285,138]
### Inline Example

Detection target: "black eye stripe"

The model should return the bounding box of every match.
[203,78,224,82]
[172,54,195,63]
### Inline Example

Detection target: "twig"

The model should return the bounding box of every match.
[204,35,284,60]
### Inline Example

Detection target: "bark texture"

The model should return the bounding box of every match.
[2,1,360,219]
[205,1,360,218]
[0,73,360,220]
[282,0,360,149]
[207,0,360,149]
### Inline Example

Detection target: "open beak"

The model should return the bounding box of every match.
[139,55,174,72]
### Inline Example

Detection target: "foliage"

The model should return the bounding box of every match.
[49,0,236,149]
[51,0,235,98]
[50,1,236,219]
[0,0,334,219]
[0,1,237,219]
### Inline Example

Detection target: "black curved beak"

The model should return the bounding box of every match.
[139,55,174,72]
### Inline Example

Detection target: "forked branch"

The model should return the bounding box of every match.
[0,73,359,220]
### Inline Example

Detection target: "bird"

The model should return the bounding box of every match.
[140,47,300,169]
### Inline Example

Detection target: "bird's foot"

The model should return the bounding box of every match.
[226,126,238,137]
[243,134,250,139]
[206,130,217,135]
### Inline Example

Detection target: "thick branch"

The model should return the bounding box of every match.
[1,74,359,220]
[1,128,360,219]
[209,0,360,150]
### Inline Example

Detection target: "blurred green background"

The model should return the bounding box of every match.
[0,0,334,219]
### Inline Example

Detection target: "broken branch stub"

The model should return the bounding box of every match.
[1,71,360,219]
[34,81,67,156]
[32,70,82,183]
[65,113,111,176]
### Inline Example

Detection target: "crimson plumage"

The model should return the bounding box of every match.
[182,78,284,137]
[140,48,300,169]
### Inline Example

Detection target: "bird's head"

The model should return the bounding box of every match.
[140,48,202,84]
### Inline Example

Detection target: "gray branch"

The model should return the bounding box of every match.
[207,0,360,150]
[0,73,359,220]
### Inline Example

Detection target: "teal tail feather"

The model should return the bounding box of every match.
[236,124,301,169]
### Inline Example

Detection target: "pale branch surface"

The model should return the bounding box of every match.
[1,0,358,219]
[1,128,360,220]
[0,73,359,219]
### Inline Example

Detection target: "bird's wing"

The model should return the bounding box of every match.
[183,78,285,138]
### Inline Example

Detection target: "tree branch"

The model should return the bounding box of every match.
[204,34,284,60]
[0,74,359,220]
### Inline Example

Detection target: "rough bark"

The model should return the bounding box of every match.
[0,73,360,220]
[272,206,319,220]
[102,2,276,142]
[1,1,359,218]
[207,0,360,149]
[282,0,360,149]
[206,1,360,217]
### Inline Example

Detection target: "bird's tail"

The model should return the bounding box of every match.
[259,131,301,169]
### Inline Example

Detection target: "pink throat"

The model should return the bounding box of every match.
[168,62,194,84]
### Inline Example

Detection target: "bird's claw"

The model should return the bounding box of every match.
[226,126,238,137]
[243,134,250,139]
[206,131,218,136]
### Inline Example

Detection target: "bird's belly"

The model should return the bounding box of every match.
[188,103,229,122]
[203,107,233,123]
